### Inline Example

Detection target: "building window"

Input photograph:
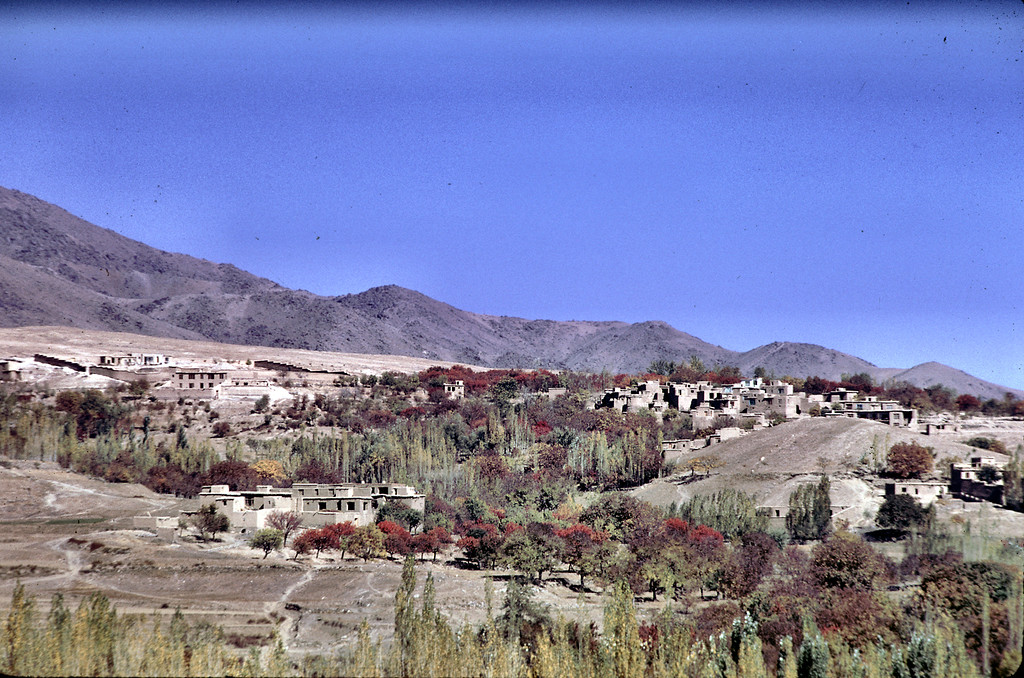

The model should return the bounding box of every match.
[348,501,356,511]
[319,501,327,511]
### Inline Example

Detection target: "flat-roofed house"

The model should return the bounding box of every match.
[194,482,426,533]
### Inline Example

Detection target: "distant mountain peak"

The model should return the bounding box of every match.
[0,186,1019,399]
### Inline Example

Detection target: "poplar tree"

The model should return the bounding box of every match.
[786,475,832,542]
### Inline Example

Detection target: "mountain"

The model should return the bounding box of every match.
[0,186,1019,399]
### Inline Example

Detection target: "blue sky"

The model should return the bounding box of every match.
[2,1,1023,389]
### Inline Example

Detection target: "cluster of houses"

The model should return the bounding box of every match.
[134,481,425,535]
[4,352,317,404]
[597,377,919,431]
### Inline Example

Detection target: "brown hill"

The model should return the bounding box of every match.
[633,417,1019,531]
[0,186,1019,398]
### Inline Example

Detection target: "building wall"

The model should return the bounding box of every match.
[196,482,425,532]
[884,481,949,506]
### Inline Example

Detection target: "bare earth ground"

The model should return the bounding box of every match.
[0,462,611,660]
[0,325,487,375]
[635,417,1024,533]
[4,420,1024,661]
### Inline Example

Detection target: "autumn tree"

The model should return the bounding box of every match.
[266,511,303,546]
[886,442,933,479]
[956,394,982,413]
[410,526,451,562]
[378,520,412,559]
[291,530,314,559]
[554,523,607,588]
[680,454,725,478]
[350,524,385,561]
[456,522,504,569]
[250,459,286,483]
[324,521,356,559]
[296,527,339,558]
[716,531,780,600]
[810,530,889,592]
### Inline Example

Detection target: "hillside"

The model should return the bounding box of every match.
[0,185,1019,398]
[633,417,1018,531]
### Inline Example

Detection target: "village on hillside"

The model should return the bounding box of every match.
[2,347,1020,529]
[3,341,1024,676]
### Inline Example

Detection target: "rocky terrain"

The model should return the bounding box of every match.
[1,185,1019,399]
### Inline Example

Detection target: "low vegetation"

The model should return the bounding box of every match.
[2,364,1024,675]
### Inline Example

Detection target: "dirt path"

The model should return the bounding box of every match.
[33,537,84,587]
[265,562,325,652]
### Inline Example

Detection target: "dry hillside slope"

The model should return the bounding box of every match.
[634,417,1012,530]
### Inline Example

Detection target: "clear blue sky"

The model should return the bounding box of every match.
[2,1,1022,389]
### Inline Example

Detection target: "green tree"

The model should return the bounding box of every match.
[490,376,520,411]
[496,579,550,646]
[500,528,556,583]
[190,503,230,541]
[675,489,768,540]
[253,394,271,413]
[250,528,284,558]
[797,625,830,678]
[648,359,677,377]
[875,494,932,533]
[786,475,832,542]
[602,581,644,678]
[350,524,386,561]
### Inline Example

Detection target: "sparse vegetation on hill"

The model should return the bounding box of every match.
[3,356,1024,675]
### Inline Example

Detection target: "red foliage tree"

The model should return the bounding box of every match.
[456,521,504,569]
[411,526,451,561]
[886,442,933,479]
[324,521,356,558]
[378,520,412,559]
[956,394,982,412]
[300,527,339,558]
[554,523,608,587]
[476,453,510,481]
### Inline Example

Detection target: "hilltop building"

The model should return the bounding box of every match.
[824,389,917,428]
[99,353,170,367]
[595,378,918,431]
